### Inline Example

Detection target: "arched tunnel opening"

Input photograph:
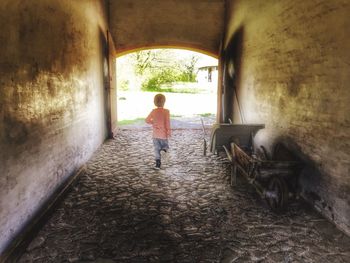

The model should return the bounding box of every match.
[116,48,218,129]
[1,0,349,262]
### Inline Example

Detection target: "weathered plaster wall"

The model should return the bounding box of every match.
[0,0,111,254]
[108,32,118,133]
[109,0,225,56]
[225,0,350,234]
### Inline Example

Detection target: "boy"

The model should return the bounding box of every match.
[145,94,171,169]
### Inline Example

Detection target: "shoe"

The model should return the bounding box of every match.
[155,159,161,169]
[160,149,169,164]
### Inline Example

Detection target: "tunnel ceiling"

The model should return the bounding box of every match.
[109,0,225,57]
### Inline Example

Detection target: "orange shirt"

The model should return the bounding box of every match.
[145,107,171,139]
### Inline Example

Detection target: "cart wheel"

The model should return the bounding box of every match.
[230,164,238,187]
[266,176,289,211]
[260,145,270,160]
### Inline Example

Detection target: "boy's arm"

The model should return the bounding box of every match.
[166,110,171,137]
[145,110,153,124]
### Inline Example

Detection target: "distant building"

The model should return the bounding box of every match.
[195,57,218,85]
[196,65,218,84]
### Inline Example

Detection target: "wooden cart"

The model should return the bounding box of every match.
[210,124,302,211]
[225,142,302,210]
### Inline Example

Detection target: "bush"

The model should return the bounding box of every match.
[141,69,181,91]
[178,72,197,82]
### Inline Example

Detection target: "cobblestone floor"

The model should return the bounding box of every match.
[19,128,350,263]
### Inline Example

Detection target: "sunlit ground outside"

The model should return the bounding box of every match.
[116,49,218,127]
[118,91,216,121]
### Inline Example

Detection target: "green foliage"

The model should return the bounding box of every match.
[181,56,198,82]
[119,80,130,91]
[132,50,157,75]
[117,117,145,126]
[117,49,217,93]
[130,50,200,92]
[141,68,181,91]
[177,72,197,82]
[198,113,214,117]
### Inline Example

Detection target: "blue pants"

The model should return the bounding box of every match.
[153,138,169,160]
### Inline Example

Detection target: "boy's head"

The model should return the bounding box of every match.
[154,94,166,107]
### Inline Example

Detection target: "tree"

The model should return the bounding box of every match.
[181,55,199,82]
[117,49,202,92]
[132,50,157,75]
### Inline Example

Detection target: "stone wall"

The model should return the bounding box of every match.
[224,0,350,234]
[0,0,111,254]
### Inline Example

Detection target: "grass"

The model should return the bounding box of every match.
[159,82,206,94]
[118,115,184,125]
[142,82,208,94]
[197,113,215,117]
[117,117,145,126]
[156,87,203,94]
[117,114,215,126]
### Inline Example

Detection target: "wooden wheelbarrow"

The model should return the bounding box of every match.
[209,123,302,211]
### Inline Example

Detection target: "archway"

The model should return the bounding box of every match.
[115,48,219,129]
